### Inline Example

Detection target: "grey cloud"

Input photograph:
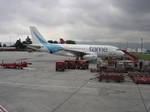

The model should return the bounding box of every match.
[112,0,150,15]
[0,0,150,43]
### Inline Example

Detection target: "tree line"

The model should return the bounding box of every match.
[0,36,76,50]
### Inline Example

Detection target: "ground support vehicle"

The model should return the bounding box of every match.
[96,73,125,82]
[56,61,66,71]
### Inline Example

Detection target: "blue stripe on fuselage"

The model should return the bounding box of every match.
[45,44,62,53]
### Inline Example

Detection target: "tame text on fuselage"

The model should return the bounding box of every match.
[89,47,108,52]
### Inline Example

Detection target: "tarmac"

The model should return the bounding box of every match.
[0,52,150,112]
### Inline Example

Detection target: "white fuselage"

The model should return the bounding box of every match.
[36,43,124,57]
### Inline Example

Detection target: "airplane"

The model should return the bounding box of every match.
[28,26,124,60]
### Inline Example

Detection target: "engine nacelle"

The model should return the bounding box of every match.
[83,54,97,61]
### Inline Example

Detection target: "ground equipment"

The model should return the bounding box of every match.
[96,73,124,82]
[56,61,66,71]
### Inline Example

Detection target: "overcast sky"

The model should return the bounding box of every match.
[0,0,150,43]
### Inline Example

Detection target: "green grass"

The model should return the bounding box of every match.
[134,53,150,61]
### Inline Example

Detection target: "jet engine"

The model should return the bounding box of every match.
[83,54,97,61]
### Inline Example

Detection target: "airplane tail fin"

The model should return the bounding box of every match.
[29,26,63,53]
[30,26,48,45]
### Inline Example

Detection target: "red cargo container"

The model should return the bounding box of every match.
[97,73,124,82]
[64,60,76,69]
[56,61,65,71]
[76,60,89,70]
[133,76,150,84]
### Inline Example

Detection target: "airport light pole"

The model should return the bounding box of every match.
[141,38,143,52]
[126,40,128,51]
[9,36,12,46]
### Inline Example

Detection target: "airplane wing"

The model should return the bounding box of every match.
[24,44,42,52]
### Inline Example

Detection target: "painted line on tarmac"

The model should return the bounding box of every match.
[136,85,149,112]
